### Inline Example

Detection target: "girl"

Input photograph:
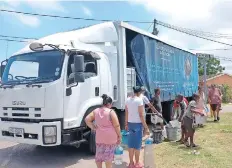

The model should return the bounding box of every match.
[183,93,204,147]
[125,86,150,168]
[85,94,121,168]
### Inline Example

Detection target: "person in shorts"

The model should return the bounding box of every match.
[183,93,204,147]
[151,88,164,128]
[208,84,222,122]
[140,86,159,136]
[125,86,150,168]
[176,95,188,143]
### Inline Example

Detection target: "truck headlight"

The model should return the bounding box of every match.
[43,126,57,144]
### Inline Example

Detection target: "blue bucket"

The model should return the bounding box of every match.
[121,130,129,145]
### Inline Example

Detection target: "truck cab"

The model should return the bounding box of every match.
[0,22,126,154]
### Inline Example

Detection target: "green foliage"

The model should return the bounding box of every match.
[221,84,232,103]
[198,57,225,76]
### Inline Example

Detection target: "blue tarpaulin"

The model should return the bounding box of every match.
[127,34,198,101]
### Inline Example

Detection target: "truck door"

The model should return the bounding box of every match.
[63,54,100,129]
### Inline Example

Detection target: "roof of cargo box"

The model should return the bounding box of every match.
[13,21,195,56]
[117,22,195,55]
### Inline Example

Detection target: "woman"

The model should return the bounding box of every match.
[183,93,204,147]
[208,84,222,122]
[195,86,207,127]
[85,94,121,168]
[125,86,150,168]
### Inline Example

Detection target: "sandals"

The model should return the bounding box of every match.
[127,163,134,168]
[134,163,144,168]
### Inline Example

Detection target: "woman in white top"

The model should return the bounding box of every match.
[195,86,207,127]
[125,86,150,168]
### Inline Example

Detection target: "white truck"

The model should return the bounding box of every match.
[0,21,198,154]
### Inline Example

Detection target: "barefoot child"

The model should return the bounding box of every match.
[183,93,205,147]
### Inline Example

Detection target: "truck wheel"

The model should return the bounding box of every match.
[89,130,96,155]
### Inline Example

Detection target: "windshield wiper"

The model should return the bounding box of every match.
[0,80,21,89]
[25,76,56,87]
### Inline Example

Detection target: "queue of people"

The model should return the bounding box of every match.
[84,84,222,168]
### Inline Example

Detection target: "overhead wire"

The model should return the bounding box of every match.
[0,35,37,40]
[1,9,232,51]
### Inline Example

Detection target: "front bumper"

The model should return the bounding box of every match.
[0,121,61,146]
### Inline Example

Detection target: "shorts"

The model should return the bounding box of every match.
[127,122,143,150]
[210,104,218,111]
[183,116,195,134]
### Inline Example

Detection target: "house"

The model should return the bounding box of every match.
[199,73,232,88]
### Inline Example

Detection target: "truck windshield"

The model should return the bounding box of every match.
[1,50,64,85]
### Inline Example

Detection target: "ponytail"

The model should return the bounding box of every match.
[101,94,113,106]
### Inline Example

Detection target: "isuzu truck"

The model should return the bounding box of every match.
[0,22,198,154]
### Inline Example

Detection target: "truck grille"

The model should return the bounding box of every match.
[1,107,42,119]
[2,131,38,139]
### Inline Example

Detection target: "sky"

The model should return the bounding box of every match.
[1,0,232,74]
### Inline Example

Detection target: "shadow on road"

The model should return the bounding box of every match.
[0,143,94,168]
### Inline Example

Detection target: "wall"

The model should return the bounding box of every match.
[206,74,232,88]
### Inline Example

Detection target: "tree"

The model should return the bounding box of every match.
[198,57,225,76]
[221,84,232,103]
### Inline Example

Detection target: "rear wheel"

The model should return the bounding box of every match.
[89,130,96,155]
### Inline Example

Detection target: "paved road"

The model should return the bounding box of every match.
[0,141,131,168]
[0,104,230,168]
[221,104,232,113]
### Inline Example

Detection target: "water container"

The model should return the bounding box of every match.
[114,145,123,165]
[121,130,129,146]
[166,125,181,141]
[144,137,155,168]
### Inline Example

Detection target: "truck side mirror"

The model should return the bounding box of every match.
[0,60,8,78]
[74,55,85,83]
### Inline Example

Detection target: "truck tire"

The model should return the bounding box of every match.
[89,130,96,155]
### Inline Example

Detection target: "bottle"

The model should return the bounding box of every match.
[114,145,123,165]
[144,137,155,168]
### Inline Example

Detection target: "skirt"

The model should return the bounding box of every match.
[95,143,117,162]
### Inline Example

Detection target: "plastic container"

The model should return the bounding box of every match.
[121,130,129,146]
[114,145,123,165]
[144,137,155,168]
[166,125,181,141]
[152,128,163,144]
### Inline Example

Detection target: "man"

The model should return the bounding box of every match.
[151,88,164,128]
[176,94,188,143]
[208,84,222,122]
[140,86,159,115]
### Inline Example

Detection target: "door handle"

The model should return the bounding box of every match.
[95,87,99,96]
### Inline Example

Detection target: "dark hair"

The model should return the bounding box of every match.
[154,88,160,94]
[192,93,200,100]
[133,86,142,94]
[101,94,113,106]
[198,86,201,90]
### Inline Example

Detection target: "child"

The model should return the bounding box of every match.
[183,93,204,147]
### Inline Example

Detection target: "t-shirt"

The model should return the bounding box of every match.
[126,96,144,123]
[208,88,222,104]
[173,100,180,109]
[185,100,197,119]
[152,95,162,113]
[140,94,150,105]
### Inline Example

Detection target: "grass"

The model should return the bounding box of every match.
[154,113,232,168]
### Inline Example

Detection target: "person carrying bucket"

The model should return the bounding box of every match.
[125,86,150,168]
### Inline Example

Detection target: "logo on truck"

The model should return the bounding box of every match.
[12,101,26,106]
[185,58,191,79]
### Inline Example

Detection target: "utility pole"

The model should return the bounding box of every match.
[152,19,159,35]
[197,53,214,103]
